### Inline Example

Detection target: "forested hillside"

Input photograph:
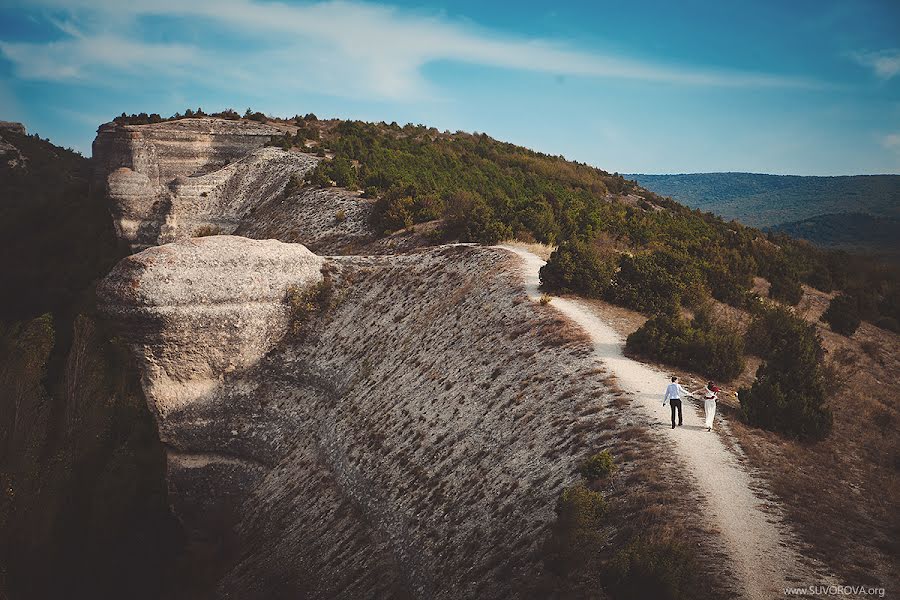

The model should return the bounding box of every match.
[627,172,899,225]
[278,118,897,328]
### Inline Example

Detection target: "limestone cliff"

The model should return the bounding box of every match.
[92,118,319,250]
[98,235,615,599]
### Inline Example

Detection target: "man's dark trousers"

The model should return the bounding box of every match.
[670,398,683,427]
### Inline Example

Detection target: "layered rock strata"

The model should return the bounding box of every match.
[93,118,318,250]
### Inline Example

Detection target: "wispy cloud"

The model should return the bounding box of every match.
[883,133,900,150]
[0,0,821,101]
[850,49,900,80]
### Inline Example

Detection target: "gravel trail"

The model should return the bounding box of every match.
[500,244,832,600]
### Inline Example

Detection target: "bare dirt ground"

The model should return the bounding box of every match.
[499,244,836,600]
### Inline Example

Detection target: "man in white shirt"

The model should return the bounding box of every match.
[662,376,689,429]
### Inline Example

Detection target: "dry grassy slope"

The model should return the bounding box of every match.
[235,185,377,254]
[597,280,900,590]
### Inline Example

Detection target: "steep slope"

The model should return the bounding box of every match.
[0,123,180,600]
[98,236,620,598]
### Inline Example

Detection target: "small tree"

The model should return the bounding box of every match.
[739,311,832,440]
[540,239,616,297]
[821,294,861,336]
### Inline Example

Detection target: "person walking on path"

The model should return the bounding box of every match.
[662,376,691,429]
[697,381,721,432]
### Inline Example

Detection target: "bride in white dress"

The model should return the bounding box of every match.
[693,381,722,431]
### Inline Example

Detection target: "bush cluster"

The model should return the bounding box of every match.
[541,484,608,590]
[539,239,616,297]
[578,450,617,480]
[740,303,832,440]
[604,535,698,600]
[305,156,358,189]
[285,277,333,336]
[625,309,745,380]
[821,294,861,336]
[296,117,897,331]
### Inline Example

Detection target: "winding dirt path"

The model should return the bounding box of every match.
[500,245,832,600]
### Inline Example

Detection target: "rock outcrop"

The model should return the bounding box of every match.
[0,121,26,135]
[93,118,319,250]
[99,235,616,599]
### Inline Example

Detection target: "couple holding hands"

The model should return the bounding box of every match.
[662,376,731,431]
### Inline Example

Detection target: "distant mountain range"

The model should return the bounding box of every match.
[627,173,900,257]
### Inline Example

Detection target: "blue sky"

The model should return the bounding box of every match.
[0,0,898,174]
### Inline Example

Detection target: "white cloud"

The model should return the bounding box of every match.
[883,133,900,149]
[0,0,821,101]
[850,49,900,80]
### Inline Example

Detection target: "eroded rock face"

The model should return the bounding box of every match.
[99,237,617,599]
[93,118,319,250]
[97,236,324,419]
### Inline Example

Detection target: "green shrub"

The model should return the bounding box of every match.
[193,225,222,237]
[285,277,333,336]
[739,306,832,440]
[765,257,803,305]
[579,450,616,480]
[542,485,607,581]
[442,190,510,243]
[608,249,703,315]
[305,157,357,189]
[540,239,616,297]
[821,294,861,336]
[625,309,745,380]
[604,535,697,600]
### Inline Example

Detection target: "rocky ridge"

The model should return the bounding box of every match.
[98,235,614,598]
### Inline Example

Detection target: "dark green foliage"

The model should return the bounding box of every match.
[763,255,803,305]
[739,304,832,440]
[442,190,510,243]
[821,294,861,336]
[305,157,358,189]
[578,450,617,480]
[540,240,616,297]
[608,249,704,315]
[281,173,305,199]
[309,119,896,320]
[541,485,608,592]
[626,309,745,380]
[603,536,698,600]
[0,129,122,321]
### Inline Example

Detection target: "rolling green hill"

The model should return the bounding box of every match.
[626,172,899,225]
[626,172,900,256]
